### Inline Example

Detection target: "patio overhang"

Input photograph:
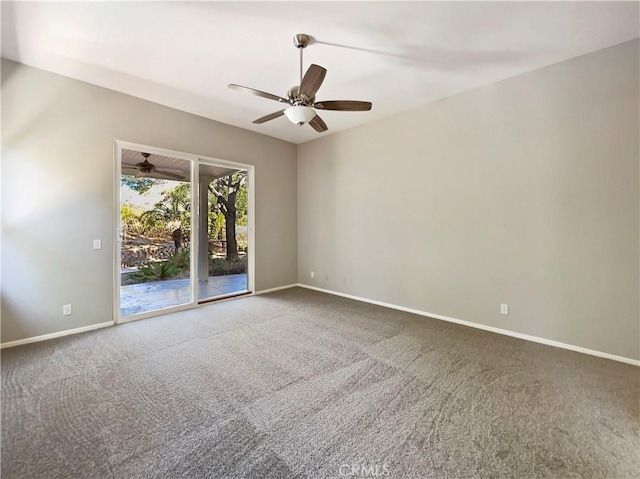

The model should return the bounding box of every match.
[122,149,241,181]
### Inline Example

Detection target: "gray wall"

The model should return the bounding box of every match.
[298,40,640,360]
[1,59,297,343]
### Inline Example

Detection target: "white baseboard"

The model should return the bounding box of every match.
[1,284,297,349]
[296,283,640,367]
[254,283,298,295]
[5,285,637,367]
[0,321,114,350]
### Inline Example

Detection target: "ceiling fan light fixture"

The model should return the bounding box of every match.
[284,105,315,125]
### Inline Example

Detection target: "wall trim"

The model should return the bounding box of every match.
[0,321,114,350]
[254,283,298,295]
[296,283,640,367]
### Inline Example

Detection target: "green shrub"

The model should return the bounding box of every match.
[209,257,247,276]
[129,261,181,282]
[171,248,190,270]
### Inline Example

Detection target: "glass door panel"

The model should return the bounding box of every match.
[197,163,249,302]
[119,149,193,317]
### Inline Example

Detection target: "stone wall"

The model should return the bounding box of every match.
[121,243,176,267]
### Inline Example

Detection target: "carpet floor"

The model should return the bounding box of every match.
[2,287,638,478]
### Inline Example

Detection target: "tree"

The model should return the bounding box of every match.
[141,183,191,244]
[120,203,144,238]
[209,172,247,260]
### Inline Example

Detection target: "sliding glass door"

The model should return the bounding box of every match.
[114,142,254,323]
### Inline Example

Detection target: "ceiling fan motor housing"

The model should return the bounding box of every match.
[287,86,314,106]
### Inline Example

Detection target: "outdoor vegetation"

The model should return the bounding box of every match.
[121,172,248,285]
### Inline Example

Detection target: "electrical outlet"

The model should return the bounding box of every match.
[310,271,315,278]
[63,304,72,316]
[93,239,102,249]
[325,274,329,282]
[500,304,509,315]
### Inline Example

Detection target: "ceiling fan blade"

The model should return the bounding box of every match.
[253,110,285,124]
[314,100,372,111]
[228,84,288,103]
[299,64,327,99]
[155,170,185,180]
[309,114,328,133]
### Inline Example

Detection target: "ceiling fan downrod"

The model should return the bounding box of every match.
[293,33,310,86]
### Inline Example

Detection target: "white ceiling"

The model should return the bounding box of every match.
[2,2,638,144]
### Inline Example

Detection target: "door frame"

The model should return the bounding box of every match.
[113,140,255,324]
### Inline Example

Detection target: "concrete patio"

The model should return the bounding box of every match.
[120,273,248,317]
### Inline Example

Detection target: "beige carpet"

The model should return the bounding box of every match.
[2,287,639,478]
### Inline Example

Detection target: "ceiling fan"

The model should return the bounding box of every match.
[122,152,185,180]
[228,33,372,133]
